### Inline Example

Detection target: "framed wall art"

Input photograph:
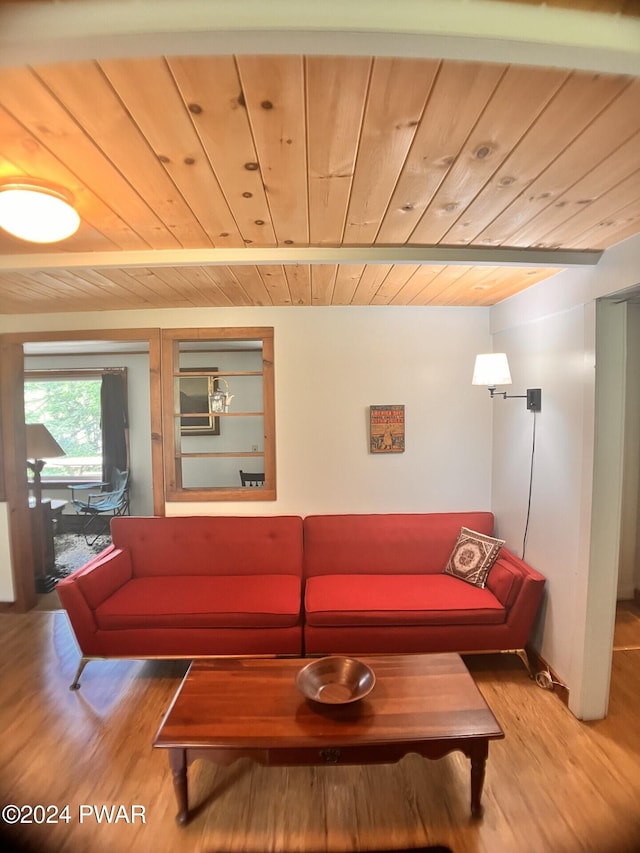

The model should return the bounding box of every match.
[179,368,220,436]
[369,404,405,453]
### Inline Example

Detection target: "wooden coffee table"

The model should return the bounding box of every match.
[153,653,504,826]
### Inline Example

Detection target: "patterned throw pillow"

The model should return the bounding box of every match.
[444,527,505,588]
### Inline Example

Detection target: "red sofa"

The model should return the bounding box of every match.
[57,515,304,688]
[303,513,546,668]
[57,512,545,689]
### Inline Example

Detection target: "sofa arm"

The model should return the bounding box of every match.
[488,548,546,648]
[57,547,133,656]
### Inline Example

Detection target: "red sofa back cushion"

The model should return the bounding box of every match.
[303,512,495,576]
[110,515,304,577]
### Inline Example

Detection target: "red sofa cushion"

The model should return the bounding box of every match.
[304,574,506,627]
[110,515,303,578]
[303,512,495,576]
[94,575,301,630]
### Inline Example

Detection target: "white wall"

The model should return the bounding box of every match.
[262,307,493,515]
[618,303,640,600]
[0,504,14,601]
[492,304,596,702]
[490,232,640,719]
[0,304,494,600]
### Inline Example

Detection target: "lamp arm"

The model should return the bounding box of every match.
[488,388,526,400]
[487,387,542,412]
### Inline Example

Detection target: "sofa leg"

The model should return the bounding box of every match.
[69,657,90,691]
[510,649,535,679]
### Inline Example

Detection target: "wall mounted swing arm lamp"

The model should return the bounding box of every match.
[472,353,542,412]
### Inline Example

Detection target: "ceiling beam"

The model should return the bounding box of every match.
[0,246,602,273]
[1,0,639,74]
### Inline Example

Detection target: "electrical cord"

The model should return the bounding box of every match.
[535,670,564,691]
[521,410,537,560]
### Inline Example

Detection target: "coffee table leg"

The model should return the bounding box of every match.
[168,748,189,826]
[469,741,489,818]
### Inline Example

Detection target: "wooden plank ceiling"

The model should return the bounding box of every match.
[0,52,639,313]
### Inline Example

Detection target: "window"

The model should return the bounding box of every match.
[161,328,276,501]
[24,371,103,480]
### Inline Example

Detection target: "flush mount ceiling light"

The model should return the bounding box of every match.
[0,182,80,243]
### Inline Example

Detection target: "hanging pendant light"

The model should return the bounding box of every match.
[0,182,80,243]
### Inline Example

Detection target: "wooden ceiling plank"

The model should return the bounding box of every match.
[219,266,270,307]
[564,191,640,249]
[167,55,277,247]
[332,264,366,305]
[505,128,640,248]
[371,264,420,305]
[442,265,525,305]
[0,104,150,251]
[409,265,477,305]
[441,265,506,305]
[257,264,293,306]
[15,271,83,304]
[88,267,173,307]
[350,264,395,305]
[409,64,569,245]
[311,264,338,305]
[237,56,309,246]
[32,268,133,305]
[31,60,212,248]
[0,65,179,251]
[429,276,534,306]
[343,57,439,245]
[391,264,446,305]
[535,167,640,248]
[442,69,632,245]
[284,264,311,306]
[62,267,154,308]
[178,266,235,308]
[478,77,640,246]
[306,55,371,245]
[0,272,58,302]
[388,264,447,305]
[135,266,207,308]
[146,265,230,308]
[99,57,244,249]
[415,265,494,306]
[472,267,562,305]
[123,267,194,308]
[376,60,506,245]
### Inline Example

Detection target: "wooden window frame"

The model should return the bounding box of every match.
[161,327,276,502]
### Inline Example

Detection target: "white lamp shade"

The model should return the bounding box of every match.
[0,184,80,243]
[472,353,512,387]
[25,424,66,461]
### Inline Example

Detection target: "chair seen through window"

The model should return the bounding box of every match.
[239,470,265,487]
[70,468,130,545]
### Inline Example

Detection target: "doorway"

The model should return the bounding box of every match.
[0,328,162,612]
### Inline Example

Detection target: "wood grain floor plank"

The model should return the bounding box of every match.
[1,611,639,853]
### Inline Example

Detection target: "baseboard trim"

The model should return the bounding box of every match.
[526,646,570,708]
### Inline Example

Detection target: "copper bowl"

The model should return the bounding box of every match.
[296,656,375,704]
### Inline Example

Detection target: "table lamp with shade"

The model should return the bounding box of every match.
[26,425,67,592]
[26,423,66,503]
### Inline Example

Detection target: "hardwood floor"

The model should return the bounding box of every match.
[1,611,639,853]
[613,599,640,650]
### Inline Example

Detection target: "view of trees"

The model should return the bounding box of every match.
[24,379,102,477]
